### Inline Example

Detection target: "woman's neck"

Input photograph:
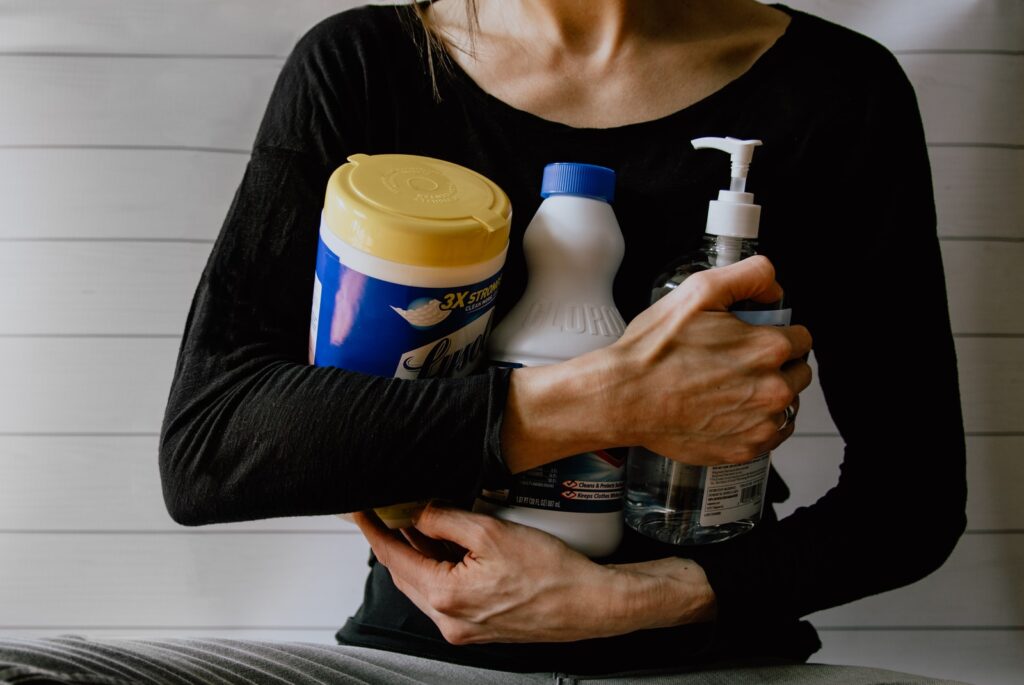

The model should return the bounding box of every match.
[509,0,638,59]
[426,0,790,128]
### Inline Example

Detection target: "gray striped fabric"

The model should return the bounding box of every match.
[0,637,970,684]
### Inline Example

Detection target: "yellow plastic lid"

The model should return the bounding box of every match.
[323,153,512,267]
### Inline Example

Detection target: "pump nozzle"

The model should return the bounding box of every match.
[691,137,762,192]
[691,136,764,239]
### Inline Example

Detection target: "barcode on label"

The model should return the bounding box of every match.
[739,483,762,504]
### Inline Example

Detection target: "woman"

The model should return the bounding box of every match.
[0,1,966,682]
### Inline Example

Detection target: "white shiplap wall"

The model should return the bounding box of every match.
[0,1,1020,683]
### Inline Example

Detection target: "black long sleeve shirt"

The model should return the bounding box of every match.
[159,3,967,675]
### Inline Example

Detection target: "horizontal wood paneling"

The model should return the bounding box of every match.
[0,57,278,150]
[815,630,1024,685]
[2,435,1015,533]
[0,149,245,241]
[941,241,1024,335]
[0,240,1015,336]
[2,1,1020,56]
[962,437,1024,532]
[2,146,1018,241]
[0,338,179,434]
[903,54,1024,147]
[0,532,1016,629]
[772,435,1024,531]
[0,533,369,627]
[932,147,1024,240]
[957,337,1024,435]
[0,436,345,533]
[0,55,1017,150]
[1,338,1018,435]
[0,0,362,56]
[0,242,206,336]
[781,0,1024,52]
[811,534,1024,627]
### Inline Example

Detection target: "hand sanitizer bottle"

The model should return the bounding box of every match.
[475,163,627,558]
[624,137,791,546]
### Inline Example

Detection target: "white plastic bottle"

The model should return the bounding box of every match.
[624,137,792,546]
[474,163,626,558]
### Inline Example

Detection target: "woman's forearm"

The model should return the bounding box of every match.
[357,503,718,644]
[606,557,719,631]
[501,256,812,475]
[501,353,620,474]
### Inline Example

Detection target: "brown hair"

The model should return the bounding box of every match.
[399,1,481,101]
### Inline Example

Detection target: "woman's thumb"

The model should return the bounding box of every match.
[688,255,783,310]
[413,501,497,551]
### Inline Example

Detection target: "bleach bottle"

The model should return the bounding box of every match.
[624,137,791,546]
[475,163,626,558]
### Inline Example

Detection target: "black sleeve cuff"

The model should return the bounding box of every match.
[478,365,516,492]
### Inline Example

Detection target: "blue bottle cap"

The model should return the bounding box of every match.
[540,163,616,203]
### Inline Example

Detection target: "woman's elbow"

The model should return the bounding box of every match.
[883,440,968,584]
[928,505,968,573]
[918,467,970,577]
[895,500,967,585]
[158,427,221,527]
[162,489,210,528]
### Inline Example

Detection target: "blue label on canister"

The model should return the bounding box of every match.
[310,232,502,379]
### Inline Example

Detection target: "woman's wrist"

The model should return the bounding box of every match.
[500,348,625,474]
[606,557,718,632]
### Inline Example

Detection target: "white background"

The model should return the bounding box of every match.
[0,1,1021,683]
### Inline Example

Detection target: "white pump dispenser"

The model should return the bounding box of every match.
[691,137,763,241]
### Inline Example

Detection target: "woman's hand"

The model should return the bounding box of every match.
[604,255,812,462]
[502,255,812,473]
[353,503,716,645]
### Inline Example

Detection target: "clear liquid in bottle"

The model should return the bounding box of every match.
[624,235,788,545]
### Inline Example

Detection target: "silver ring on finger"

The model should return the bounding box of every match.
[777,403,797,432]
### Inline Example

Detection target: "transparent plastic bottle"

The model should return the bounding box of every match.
[624,137,791,546]
[625,235,790,545]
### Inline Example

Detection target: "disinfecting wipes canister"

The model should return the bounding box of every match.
[309,153,511,528]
